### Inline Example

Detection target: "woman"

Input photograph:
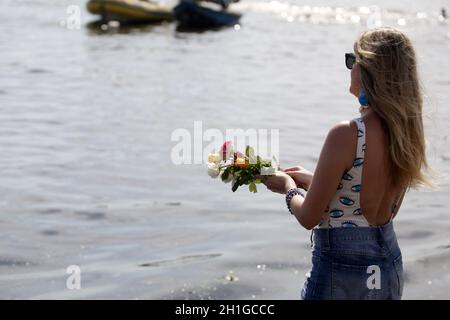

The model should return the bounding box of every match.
[259,27,435,300]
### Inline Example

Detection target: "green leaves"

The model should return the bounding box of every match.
[232,177,240,192]
[227,145,275,193]
[245,145,256,164]
[221,166,231,182]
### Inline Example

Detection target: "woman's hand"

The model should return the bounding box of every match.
[282,166,313,191]
[256,171,297,194]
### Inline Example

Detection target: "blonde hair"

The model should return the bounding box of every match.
[354,27,437,191]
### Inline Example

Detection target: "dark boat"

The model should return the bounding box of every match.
[173,1,241,30]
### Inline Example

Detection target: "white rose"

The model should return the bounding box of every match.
[207,162,220,178]
[207,152,221,164]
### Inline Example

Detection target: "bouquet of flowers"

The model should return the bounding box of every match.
[207,141,278,193]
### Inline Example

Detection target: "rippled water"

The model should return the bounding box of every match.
[1,0,450,299]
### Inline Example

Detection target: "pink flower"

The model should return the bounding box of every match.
[219,140,234,161]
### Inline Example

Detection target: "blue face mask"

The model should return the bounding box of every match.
[358,89,369,106]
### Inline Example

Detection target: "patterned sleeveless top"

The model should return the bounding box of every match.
[317,117,370,228]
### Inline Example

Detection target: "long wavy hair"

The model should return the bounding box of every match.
[354,27,436,191]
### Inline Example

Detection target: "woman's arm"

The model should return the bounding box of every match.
[283,166,313,191]
[290,121,356,229]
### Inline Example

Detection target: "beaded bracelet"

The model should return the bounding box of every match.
[285,188,306,215]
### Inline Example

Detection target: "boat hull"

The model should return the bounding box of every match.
[173,2,241,29]
[87,0,174,23]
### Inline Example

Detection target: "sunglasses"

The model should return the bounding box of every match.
[345,53,356,70]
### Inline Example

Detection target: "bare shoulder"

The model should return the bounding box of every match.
[323,120,358,168]
[326,120,357,145]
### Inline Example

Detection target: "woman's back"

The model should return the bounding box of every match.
[353,111,407,226]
